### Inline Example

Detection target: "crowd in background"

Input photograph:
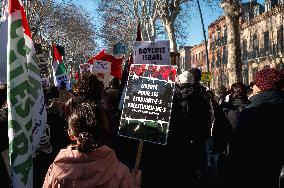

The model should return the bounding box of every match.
[0,67,284,188]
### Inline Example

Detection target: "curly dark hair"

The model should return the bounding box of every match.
[230,82,248,99]
[67,102,110,153]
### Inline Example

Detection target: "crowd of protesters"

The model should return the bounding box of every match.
[1,66,284,188]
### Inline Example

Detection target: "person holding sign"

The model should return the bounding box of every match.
[43,103,141,188]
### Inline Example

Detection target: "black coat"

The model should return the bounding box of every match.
[212,97,250,153]
[227,90,284,188]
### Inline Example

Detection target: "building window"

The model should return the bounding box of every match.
[265,1,271,12]
[252,34,259,57]
[192,55,195,63]
[243,67,249,85]
[196,54,198,62]
[223,27,227,38]
[222,46,227,64]
[264,31,269,53]
[201,51,204,60]
[254,6,260,17]
[217,29,221,40]
[242,39,247,60]
[277,25,283,51]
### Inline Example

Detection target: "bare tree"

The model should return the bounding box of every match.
[27,1,96,69]
[98,0,162,55]
[158,0,191,52]
[221,0,242,85]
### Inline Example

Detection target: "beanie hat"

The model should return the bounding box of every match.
[254,68,283,91]
[187,68,201,84]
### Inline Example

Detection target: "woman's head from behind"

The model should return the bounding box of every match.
[67,102,109,153]
[230,82,248,99]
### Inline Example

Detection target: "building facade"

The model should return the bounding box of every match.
[208,0,284,90]
[178,46,192,73]
[208,16,229,89]
[241,0,284,85]
[191,41,207,72]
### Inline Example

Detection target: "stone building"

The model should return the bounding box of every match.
[178,46,192,73]
[241,0,284,85]
[191,41,207,72]
[208,16,229,89]
[208,0,284,90]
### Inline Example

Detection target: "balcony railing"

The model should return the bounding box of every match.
[242,44,284,61]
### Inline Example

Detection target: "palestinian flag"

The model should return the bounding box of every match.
[7,0,47,187]
[52,44,70,89]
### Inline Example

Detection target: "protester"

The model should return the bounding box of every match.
[34,86,70,188]
[0,84,10,187]
[58,81,73,103]
[43,102,141,188]
[72,73,118,150]
[226,68,284,188]
[212,82,250,184]
[106,77,121,111]
[141,68,212,187]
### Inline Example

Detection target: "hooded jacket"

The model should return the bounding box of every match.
[43,145,139,188]
[226,90,284,188]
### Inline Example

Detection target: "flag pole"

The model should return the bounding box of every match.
[132,139,143,176]
[197,0,210,89]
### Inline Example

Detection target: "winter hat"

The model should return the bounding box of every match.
[254,68,283,91]
[187,68,201,84]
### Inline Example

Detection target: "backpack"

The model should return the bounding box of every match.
[179,84,212,141]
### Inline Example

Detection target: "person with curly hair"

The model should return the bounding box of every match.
[43,102,141,188]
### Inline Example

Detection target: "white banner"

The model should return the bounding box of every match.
[55,74,70,90]
[92,60,111,88]
[7,0,47,187]
[133,40,170,65]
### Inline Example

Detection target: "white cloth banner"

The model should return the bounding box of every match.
[92,60,111,88]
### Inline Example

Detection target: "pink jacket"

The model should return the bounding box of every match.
[43,145,139,188]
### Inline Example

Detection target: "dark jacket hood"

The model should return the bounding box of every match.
[247,90,284,109]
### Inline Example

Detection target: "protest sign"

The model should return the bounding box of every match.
[79,63,92,76]
[119,64,176,145]
[134,40,170,65]
[55,74,70,90]
[92,60,111,88]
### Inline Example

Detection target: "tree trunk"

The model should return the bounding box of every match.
[165,21,177,52]
[222,1,242,86]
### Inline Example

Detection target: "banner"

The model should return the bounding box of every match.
[7,0,47,187]
[133,40,170,65]
[92,60,111,88]
[119,64,176,145]
[55,74,70,90]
